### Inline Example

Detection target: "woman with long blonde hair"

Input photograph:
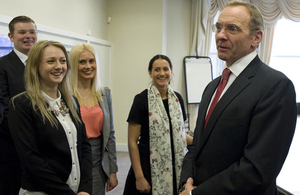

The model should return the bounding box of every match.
[9,40,92,195]
[69,43,118,195]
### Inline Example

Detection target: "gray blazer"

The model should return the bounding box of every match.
[99,87,118,179]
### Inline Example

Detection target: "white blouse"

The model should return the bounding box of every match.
[41,91,80,193]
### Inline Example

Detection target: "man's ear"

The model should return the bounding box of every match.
[251,30,263,48]
[8,32,14,42]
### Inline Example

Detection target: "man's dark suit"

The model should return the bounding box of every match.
[0,50,26,194]
[0,89,4,124]
[180,56,297,195]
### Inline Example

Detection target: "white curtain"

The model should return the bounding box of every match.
[253,0,300,64]
[188,0,300,133]
[187,0,211,133]
[190,0,211,56]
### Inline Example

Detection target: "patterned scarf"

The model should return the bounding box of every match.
[148,84,186,195]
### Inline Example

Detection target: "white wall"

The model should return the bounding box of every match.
[165,0,191,103]
[107,0,164,151]
[107,0,191,151]
[0,0,109,40]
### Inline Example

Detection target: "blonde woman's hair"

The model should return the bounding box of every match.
[69,43,102,104]
[12,40,81,127]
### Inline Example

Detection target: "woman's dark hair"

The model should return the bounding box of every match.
[148,54,173,72]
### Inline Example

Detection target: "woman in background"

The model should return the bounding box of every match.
[123,54,192,195]
[69,43,118,195]
[8,40,92,195]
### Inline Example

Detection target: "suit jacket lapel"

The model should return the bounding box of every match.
[9,51,25,75]
[195,77,220,133]
[193,77,220,152]
[99,88,110,148]
[195,56,262,157]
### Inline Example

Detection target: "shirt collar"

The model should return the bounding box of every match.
[13,48,28,65]
[42,90,62,109]
[226,50,257,78]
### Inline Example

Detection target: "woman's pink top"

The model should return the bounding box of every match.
[80,103,104,139]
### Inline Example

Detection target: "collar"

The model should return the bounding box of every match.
[13,48,28,65]
[42,90,62,109]
[226,50,257,78]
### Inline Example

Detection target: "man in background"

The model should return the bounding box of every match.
[0,89,3,124]
[0,15,37,195]
[179,1,297,195]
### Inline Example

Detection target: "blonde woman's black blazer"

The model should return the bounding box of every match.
[8,94,92,195]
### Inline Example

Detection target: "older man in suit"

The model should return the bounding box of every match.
[179,1,297,195]
[0,15,37,195]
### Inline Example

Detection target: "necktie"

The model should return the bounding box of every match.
[204,68,231,129]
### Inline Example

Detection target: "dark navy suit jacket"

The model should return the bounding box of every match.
[0,50,26,163]
[0,89,4,124]
[180,56,297,195]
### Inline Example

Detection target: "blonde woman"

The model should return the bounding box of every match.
[69,43,118,195]
[8,40,92,195]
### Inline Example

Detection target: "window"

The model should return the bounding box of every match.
[270,18,300,194]
[0,34,13,57]
[269,18,300,102]
[209,11,225,79]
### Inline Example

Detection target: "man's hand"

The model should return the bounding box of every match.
[77,192,89,195]
[179,178,196,195]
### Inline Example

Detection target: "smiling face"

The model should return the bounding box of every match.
[8,22,37,56]
[38,45,67,90]
[215,5,261,66]
[77,50,97,82]
[148,58,172,89]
